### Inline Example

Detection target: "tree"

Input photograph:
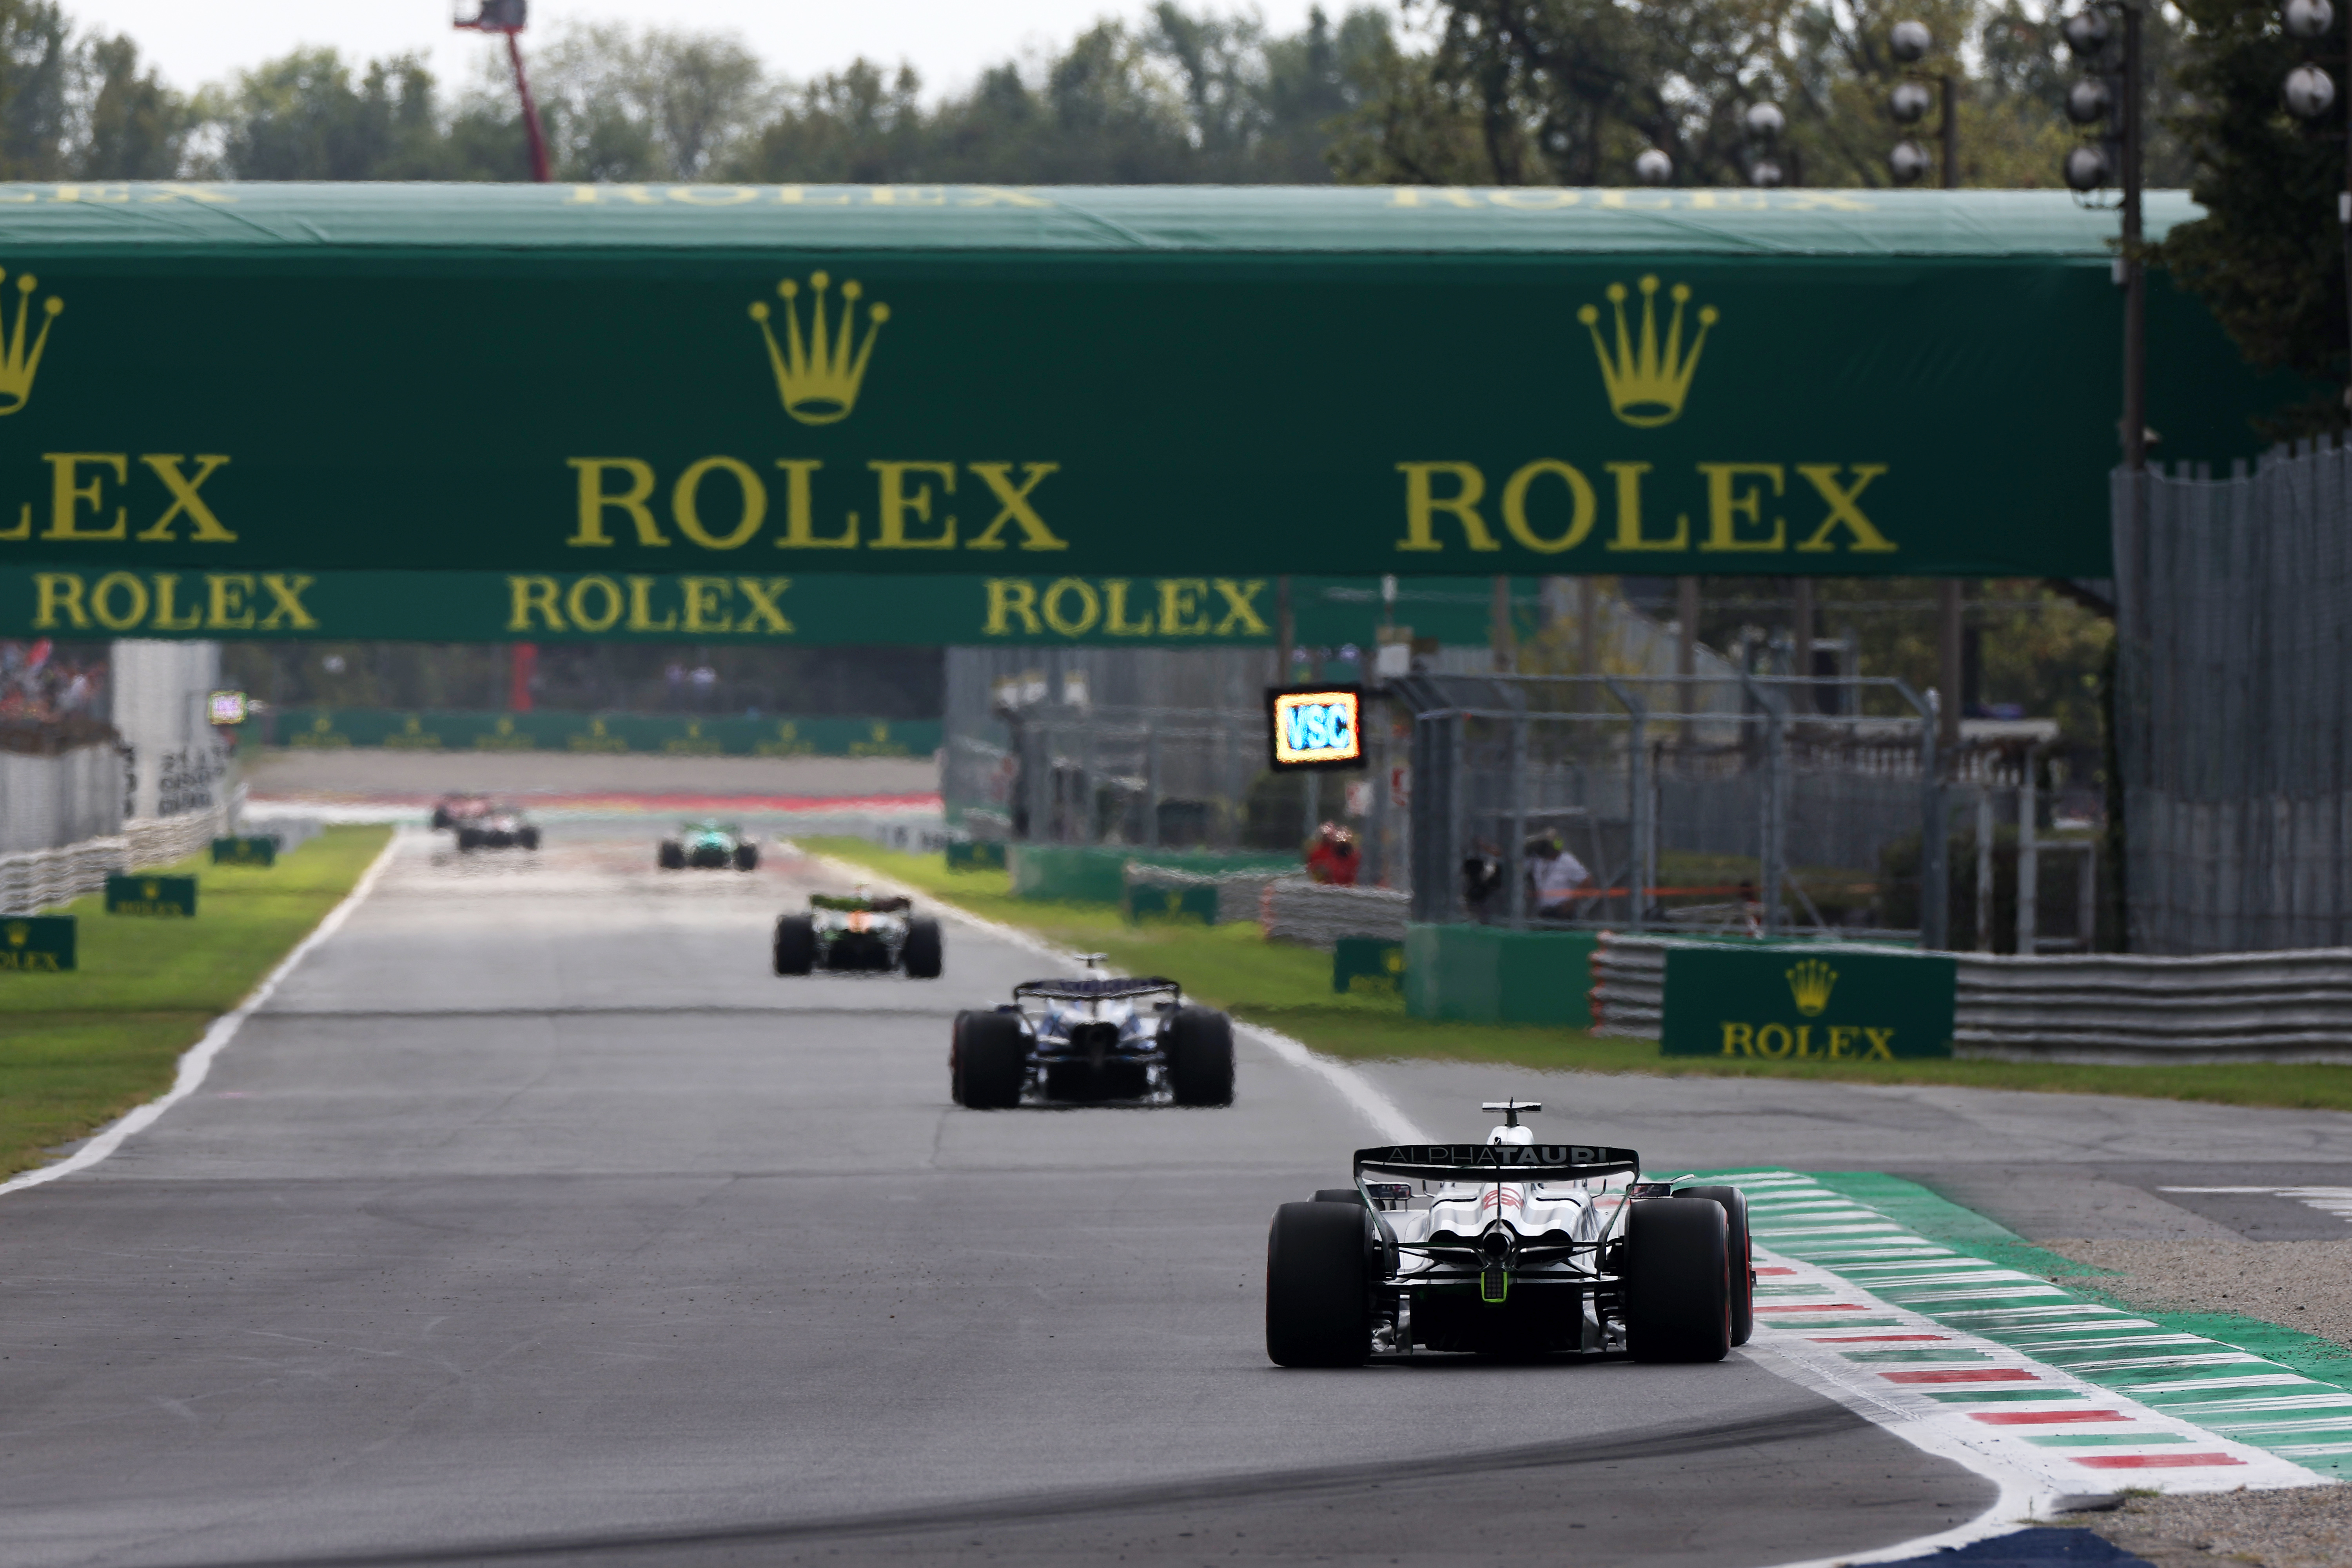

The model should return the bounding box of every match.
[77,32,184,179]
[2157,0,2348,436]
[0,0,71,179]
[1332,0,2102,190]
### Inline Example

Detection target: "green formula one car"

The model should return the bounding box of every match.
[773,890,943,977]
[658,820,760,871]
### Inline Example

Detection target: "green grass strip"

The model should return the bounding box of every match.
[0,824,392,1180]
[808,837,2352,1114]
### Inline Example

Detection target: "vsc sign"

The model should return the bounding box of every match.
[1267,685,1365,771]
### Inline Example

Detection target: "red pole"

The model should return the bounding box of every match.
[507,31,551,184]
[508,643,537,713]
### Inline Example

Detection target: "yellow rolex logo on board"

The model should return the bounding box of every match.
[1786,958,1837,1017]
[0,267,62,416]
[750,271,888,426]
[1578,275,1715,428]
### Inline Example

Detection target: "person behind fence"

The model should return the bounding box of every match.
[1527,832,1593,918]
[1461,841,1503,918]
[1304,821,1360,886]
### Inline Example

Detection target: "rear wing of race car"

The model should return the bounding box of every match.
[812,894,912,913]
[1353,1143,1642,1182]
[1013,976,1182,1004]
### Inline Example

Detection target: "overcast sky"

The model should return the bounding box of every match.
[66,1,1328,99]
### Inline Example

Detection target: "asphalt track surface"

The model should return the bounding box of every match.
[24,829,2339,1568]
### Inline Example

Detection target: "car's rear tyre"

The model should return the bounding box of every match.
[1679,1184,1755,1346]
[456,828,480,851]
[954,1009,1027,1109]
[1626,1196,1731,1363]
[1165,1005,1234,1106]
[519,827,541,851]
[658,841,684,870]
[1313,1188,1365,1206]
[430,806,451,830]
[1265,1201,1370,1367]
[734,843,759,872]
[902,917,943,978]
[772,915,815,976]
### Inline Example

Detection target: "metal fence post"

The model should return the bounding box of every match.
[1449,713,1466,924]
[2018,775,2040,956]
[1919,693,1949,950]
[1764,693,1787,936]
[1507,709,1528,928]
[2078,838,2098,951]
[1145,727,1161,848]
[1975,785,1995,953]
[1605,676,1651,931]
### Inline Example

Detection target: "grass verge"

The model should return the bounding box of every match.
[0,824,392,1179]
[806,836,2352,1115]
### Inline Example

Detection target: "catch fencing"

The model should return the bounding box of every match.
[1396,671,1949,945]
[1589,932,2352,1063]
[2114,437,2352,953]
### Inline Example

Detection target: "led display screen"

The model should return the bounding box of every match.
[1267,686,1366,771]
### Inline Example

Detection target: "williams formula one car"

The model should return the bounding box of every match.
[430,794,489,832]
[454,803,539,851]
[1264,1101,1754,1366]
[951,962,1234,1108]
[773,891,942,977]
[659,820,759,871]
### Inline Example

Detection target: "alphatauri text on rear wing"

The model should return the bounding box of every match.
[1353,1145,1642,1181]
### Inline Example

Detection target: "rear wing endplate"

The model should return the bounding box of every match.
[1354,1144,1642,1181]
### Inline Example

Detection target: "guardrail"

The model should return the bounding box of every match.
[1259,878,1409,949]
[0,806,230,914]
[1590,932,2352,1062]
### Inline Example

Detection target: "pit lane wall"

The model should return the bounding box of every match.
[1591,932,2352,1064]
[263,708,940,760]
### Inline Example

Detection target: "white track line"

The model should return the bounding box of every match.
[0,829,403,1199]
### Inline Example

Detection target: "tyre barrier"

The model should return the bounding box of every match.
[0,804,232,915]
[1590,931,2352,1063]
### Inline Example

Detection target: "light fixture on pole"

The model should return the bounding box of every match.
[1887,21,1958,187]
[1635,147,1674,185]
[1744,101,1785,187]
[2279,0,2349,417]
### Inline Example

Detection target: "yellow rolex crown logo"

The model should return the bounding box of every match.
[1786,958,1838,1016]
[0,268,63,416]
[142,879,160,899]
[1577,274,1716,428]
[5,920,27,947]
[750,270,888,426]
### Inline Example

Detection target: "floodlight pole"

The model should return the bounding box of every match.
[2121,5,2145,480]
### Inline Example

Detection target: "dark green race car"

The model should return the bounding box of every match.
[658,820,759,871]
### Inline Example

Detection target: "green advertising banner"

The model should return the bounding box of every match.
[268,708,941,758]
[105,875,197,917]
[0,567,1522,645]
[0,914,73,970]
[0,183,2283,591]
[1659,943,1956,1060]
[211,837,276,866]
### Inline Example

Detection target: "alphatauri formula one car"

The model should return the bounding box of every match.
[454,804,539,851]
[951,963,1234,1108]
[773,891,942,977]
[659,820,759,871]
[1265,1101,1754,1366]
